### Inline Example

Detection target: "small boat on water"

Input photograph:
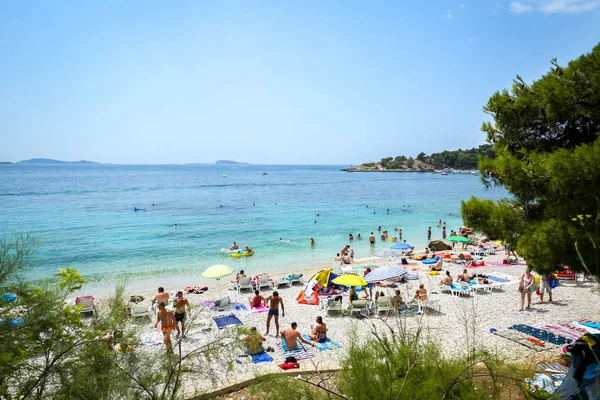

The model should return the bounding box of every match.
[261,172,268,175]
[222,174,227,178]
[441,172,448,176]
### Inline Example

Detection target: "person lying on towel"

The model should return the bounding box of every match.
[281,322,314,350]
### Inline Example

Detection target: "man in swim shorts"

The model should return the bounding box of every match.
[369,232,376,246]
[265,291,285,336]
[281,322,313,350]
[154,302,176,353]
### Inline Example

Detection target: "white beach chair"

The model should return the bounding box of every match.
[459,281,473,296]
[235,277,253,292]
[325,297,343,316]
[410,298,428,313]
[375,297,393,316]
[75,296,96,315]
[426,289,442,313]
[289,273,305,286]
[270,276,292,289]
[128,303,152,320]
[350,299,369,317]
[253,276,271,291]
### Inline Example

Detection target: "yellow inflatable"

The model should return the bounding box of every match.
[428,270,439,275]
[231,251,254,258]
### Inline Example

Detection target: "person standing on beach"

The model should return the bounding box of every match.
[151,287,170,313]
[154,302,176,353]
[442,227,447,239]
[173,291,190,338]
[539,273,555,304]
[350,248,354,261]
[518,269,536,311]
[427,227,432,240]
[265,291,285,336]
[369,232,376,246]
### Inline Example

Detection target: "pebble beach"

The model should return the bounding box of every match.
[94,251,600,394]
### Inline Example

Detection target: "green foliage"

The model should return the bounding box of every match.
[358,145,494,170]
[0,236,241,399]
[463,43,600,277]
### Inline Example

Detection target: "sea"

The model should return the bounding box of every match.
[0,164,507,293]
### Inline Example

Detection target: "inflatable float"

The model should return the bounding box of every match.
[231,251,254,258]
[133,207,145,212]
[428,270,440,275]
[422,258,437,265]
[221,248,241,253]
[406,273,418,280]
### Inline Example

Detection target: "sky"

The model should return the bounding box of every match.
[1,1,599,165]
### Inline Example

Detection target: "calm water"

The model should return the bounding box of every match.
[0,164,507,290]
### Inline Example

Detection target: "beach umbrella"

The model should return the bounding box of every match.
[308,269,337,288]
[364,265,407,283]
[391,243,414,250]
[331,275,367,287]
[447,236,470,243]
[201,264,234,298]
[372,249,403,258]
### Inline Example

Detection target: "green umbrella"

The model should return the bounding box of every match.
[447,236,471,243]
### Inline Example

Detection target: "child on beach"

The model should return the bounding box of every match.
[154,302,176,353]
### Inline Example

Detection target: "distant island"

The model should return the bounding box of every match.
[15,158,99,165]
[215,160,250,165]
[344,145,495,172]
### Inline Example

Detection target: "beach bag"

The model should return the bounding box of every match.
[285,356,298,363]
[550,278,559,288]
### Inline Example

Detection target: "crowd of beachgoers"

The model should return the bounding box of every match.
[71,220,599,393]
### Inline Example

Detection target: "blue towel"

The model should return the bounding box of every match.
[250,351,273,363]
[581,321,600,329]
[212,314,243,329]
[487,275,510,283]
[324,338,342,348]
[232,304,250,314]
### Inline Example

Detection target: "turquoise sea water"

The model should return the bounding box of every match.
[0,164,507,290]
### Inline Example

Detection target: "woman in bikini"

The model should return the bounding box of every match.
[308,316,327,343]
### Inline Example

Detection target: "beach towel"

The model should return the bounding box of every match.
[537,324,582,341]
[232,304,250,314]
[538,363,569,374]
[250,351,273,363]
[212,314,243,329]
[580,321,600,330]
[197,300,216,312]
[486,261,527,267]
[302,334,328,350]
[486,275,511,283]
[570,321,600,335]
[277,339,315,360]
[140,332,164,346]
[509,324,571,345]
[493,329,547,351]
[250,305,270,313]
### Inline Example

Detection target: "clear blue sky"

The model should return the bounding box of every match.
[1,1,599,165]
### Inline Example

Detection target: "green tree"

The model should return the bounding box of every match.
[380,157,393,167]
[416,152,428,162]
[406,157,415,168]
[462,43,600,278]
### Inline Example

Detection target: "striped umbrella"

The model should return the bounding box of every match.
[391,243,414,250]
[364,265,407,283]
[372,249,403,258]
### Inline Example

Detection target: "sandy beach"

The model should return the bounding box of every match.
[83,251,600,395]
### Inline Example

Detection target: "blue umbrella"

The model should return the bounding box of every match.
[391,243,413,250]
[364,265,407,283]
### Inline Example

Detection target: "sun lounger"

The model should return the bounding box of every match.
[128,302,152,320]
[325,297,343,316]
[235,277,254,292]
[350,299,369,316]
[270,276,292,289]
[289,273,305,286]
[375,297,393,316]
[75,296,96,315]
[253,276,271,291]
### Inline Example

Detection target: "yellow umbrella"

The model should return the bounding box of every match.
[201,264,234,279]
[331,275,367,287]
[201,264,234,298]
